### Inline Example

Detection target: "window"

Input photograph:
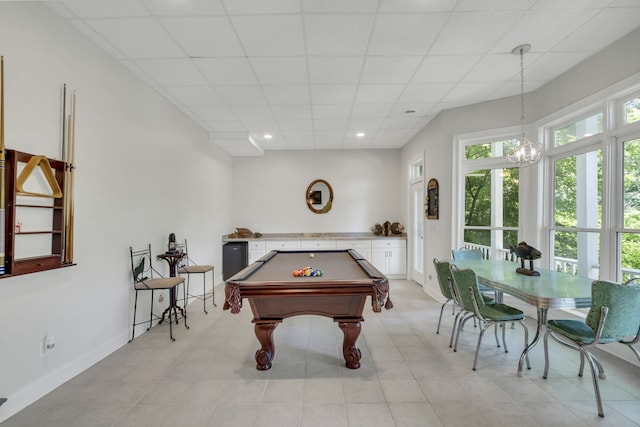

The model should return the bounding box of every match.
[457,136,520,259]
[620,137,640,282]
[623,97,640,125]
[550,150,602,278]
[553,112,603,146]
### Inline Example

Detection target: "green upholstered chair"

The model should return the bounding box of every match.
[451,248,484,260]
[449,265,530,371]
[433,259,460,339]
[543,280,640,417]
[129,244,186,342]
[177,239,216,314]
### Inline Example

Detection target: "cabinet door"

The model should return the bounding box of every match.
[386,246,407,275]
[370,248,389,273]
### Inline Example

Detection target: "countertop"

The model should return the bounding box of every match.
[222,232,406,242]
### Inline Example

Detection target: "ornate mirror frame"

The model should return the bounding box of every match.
[425,178,439,219]
[306,179,333,214]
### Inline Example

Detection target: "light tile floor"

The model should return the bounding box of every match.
[3,280,640,426]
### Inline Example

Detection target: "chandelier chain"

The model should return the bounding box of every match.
[520,47,525,141]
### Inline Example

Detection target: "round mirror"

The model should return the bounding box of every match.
[306,179,333,214]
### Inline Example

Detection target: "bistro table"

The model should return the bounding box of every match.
[451,259,593,376]
[157,252,188,327]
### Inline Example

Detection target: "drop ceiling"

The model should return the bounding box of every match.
[45,0,640,156]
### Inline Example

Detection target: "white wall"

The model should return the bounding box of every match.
[231,149,402,234]
[401,27,640,301]
[0,3,232,421]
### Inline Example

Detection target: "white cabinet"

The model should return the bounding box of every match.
[248,241,267,264]
[371,239,407,278]
[300,240,337,250]
[265,240,301,250]
[335,240,372,262]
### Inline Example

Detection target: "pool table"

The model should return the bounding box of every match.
[224,249,391,370]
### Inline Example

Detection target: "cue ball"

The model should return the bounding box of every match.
[309,253,315,258]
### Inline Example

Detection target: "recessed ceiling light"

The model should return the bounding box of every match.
[264,134,273,139]
[356,132,365,137]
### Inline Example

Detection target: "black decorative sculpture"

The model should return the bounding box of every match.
[167,233,177,254]
[510,241,542,276]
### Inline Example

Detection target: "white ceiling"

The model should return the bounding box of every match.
[45,0,640,156]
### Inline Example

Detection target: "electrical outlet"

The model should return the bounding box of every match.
[159,293,164,302]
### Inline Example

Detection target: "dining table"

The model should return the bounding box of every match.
[450,259,593,376]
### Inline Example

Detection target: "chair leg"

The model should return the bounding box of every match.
[500,321,507,352]
[130,290,139,342]
[449,309,464,348]
[472,321,492,371]
[436,299,451,334]
[543,329,552,379]
[454,313,475,352]
[202,273,208,314]
[149,290,155,331]
[583,349,605,417]
[627,344,640,364]
[210,270,216,308]
[519,320,530,369]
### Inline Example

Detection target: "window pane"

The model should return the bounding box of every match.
[464,139,514,160]
[621,232,640,283]
[503,168,519,227]
[464,229,490,247]
[554,112,603,146]
[465,169,491,226]
[623,138,640,229]
[554,150,602,228]
[624,97,640,125]
[553,230,600,279]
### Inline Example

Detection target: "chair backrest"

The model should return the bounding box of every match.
[130,244,156,283]
[449,265,485,313]
[451,248,483,260]
[433,258,454,300]
[586,280,640,341]
[175,239,191,267]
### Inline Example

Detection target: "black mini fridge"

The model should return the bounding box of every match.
[223,242,248,280]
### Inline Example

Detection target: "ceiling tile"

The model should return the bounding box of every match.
[551,8,640,53]
[230,105,274,121]
[355,85,405,104]
[429,11,523,55]
[204,121,248,132]
[310,85,358,104]
[389,103,436,117]
[455,0,535,11]
[302,0,379,13]
[491,9,601,54]
[249,57,308,85]
[307,57,364,84]
[312,105,352,120]
[262,85,311,105]
[304,14,376,55]
[360,56,423,84]
[69,20,128,59]
[277,120,314,131]
[313,119,348,130]
[524,52,593,81]
[368,13,449,55]
[271,105,313,120]
[412,55,481,83]
[462,54,524,83]
[231,15,305,56]
[133,59,208,86]
[160,16,245,57]
[85,17,184,58]
[346,118,382,130]
[398,83,455,103]
[222,0,300,14]
[243,120,280,132]
[189,106,237,121]
[215,86,268,105]
[193,58,257,85]
[164,86,225,106]
[532,0,614,9]
[350,103,394,118]
[441,82,504,103]
[281,130,315,141]
[141,0,226,15]
[62,0,149,18]
[378,0,457,12]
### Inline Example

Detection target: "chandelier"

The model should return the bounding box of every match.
[506,44,543,167]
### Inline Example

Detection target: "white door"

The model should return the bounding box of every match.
[411,180,424,285]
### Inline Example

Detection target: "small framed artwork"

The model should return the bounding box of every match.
[309,190,322,205]
[425,178,439,219]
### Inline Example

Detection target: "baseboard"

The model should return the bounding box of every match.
[0,331,128,423]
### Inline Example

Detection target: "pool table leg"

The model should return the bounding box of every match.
[337,319,363,369]
[253,320,281,370]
